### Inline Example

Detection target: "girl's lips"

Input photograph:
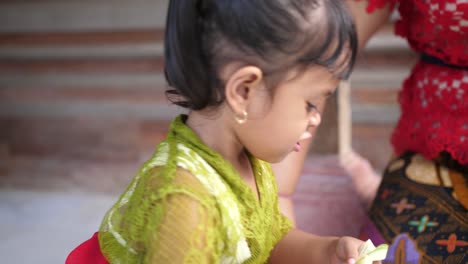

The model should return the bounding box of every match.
[293,142,301,152]
[294,132,312,152]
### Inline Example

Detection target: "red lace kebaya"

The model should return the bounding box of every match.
[365,0,468,164]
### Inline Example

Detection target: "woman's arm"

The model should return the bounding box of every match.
[345,0,395,50]
[340,0,396,208]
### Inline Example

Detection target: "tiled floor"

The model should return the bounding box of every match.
[0,190,116,264]
[0,155,368,264]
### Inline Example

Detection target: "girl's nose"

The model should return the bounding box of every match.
[309,112,321,127]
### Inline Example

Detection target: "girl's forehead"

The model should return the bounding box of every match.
[275,66,339,95]
[285,65,338,83]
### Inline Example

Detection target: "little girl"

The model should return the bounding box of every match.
[66,0,377,263]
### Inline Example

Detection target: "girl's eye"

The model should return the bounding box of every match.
[306,102,317,113]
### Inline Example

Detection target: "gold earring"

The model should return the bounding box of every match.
[235,110,248,124]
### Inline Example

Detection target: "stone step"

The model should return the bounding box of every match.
[0,0,169,32]
[0,100,183,120]
[0,86,166,103]
[0,43,163,60]
[0,117,170,163]
[0,30,164,59]
[0,57,164,73]
[0,72,165,88]
[0,30,163,45]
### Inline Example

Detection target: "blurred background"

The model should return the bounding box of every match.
[0,1,415,263]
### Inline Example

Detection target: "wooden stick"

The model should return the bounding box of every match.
[338,80,352,160]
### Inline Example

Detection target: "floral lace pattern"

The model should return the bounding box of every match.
[391,62,468,164]
[395,0,468,66]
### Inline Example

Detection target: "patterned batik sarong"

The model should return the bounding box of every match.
[361,152,468,264]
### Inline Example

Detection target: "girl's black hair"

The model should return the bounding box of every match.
[164,0,357,110]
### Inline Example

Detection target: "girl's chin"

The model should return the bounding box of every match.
[253,147,296,164]
[268,152,295,164]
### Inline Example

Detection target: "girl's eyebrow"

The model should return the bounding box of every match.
[324,86,338,97]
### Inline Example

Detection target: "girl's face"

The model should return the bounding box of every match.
[238,67,339,163]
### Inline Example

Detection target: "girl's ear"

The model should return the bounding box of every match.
[224,66,263,115]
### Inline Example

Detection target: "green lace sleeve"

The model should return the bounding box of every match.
[99,167,225,263]
[145,168,224,263]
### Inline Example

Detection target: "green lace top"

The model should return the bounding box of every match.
[98,115,292,263]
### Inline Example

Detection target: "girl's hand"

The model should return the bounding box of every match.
[331,237,384,264]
